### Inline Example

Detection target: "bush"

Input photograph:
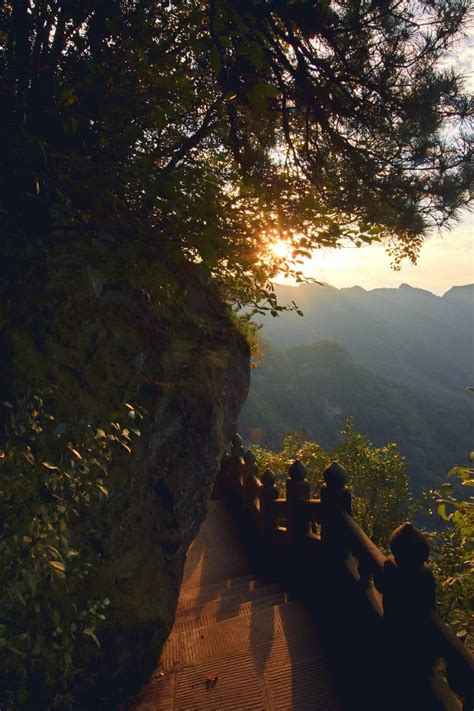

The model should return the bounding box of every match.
[428,464,474,645]
[252,418,411,546]
[0,395,140,708]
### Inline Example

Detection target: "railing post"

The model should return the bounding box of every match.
[230,432,245,462]
[320,461,351,560]
[286,460,311,543]
[379,522,438,673]
[214,433,244,500]
[226,433,245,506]
[242,448,259,511]
[261,468,279,537]
[441,629,474,711]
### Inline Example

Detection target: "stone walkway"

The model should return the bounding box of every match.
[131,501,340,710]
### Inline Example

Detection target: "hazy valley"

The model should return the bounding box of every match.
[240,283,474,490]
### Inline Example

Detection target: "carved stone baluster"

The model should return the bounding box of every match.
[243,448,258,512]
[444,631,474,711]
[286,460,311,543]
[380,523,437,676]
[219,433,245,508]
[230,433,245,461]
[213,434,242,500]
[229,433,245,501]
[261,468,279,537]
[320,461,351,560]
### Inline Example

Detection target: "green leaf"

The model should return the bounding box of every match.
[437,503,449,521]
[83,628,101,647]
[48,560,66,573]
[247,83,279,112]
[209,46,222,72]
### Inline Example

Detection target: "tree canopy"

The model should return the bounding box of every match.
[252,419,411,545]
[1,0,472,306]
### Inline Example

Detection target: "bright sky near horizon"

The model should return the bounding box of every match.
[274,213,473,295]
[275,30,473,296]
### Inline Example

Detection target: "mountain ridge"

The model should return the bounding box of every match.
[243,282,474,489]
[271,281,474,299]
[255,282,474,400]
[240,339,473,490]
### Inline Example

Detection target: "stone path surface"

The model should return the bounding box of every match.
[131,501,340,710]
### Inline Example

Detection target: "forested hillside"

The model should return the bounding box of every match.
[241,283,474,490]
[254,282,474,400]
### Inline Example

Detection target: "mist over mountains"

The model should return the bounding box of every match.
[240,283,474,489]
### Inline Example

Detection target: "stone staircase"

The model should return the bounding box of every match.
[132,501,340,710]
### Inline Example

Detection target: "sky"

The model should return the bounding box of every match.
[275,213,473,295]
[275,29,473,296]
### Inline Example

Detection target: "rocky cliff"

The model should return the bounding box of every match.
[0,234,250,704]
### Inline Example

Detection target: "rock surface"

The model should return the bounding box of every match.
[0,235,250,703]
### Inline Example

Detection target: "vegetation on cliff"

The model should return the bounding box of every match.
[0,250,250,708]
[0,396,139,708]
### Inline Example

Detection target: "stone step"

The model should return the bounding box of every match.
[176,581,282,620]
[178,574,264,604]
[161,599,318,672]
[134,611,339,711]
[177,577,270,611]
[180,572,256,596]
[174,591,288,632]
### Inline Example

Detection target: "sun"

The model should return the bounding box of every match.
[265,233,361,286]
[269,238,293,260]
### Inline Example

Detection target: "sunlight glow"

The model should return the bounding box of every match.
[271,214,473,294]
[269,238,292,261]
[268,236,357,285]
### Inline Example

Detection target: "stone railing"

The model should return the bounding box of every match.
[214,434,474,711]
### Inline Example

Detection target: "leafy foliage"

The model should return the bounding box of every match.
[1,1,472,308]
[0,395,140,708]
[253,418,411,545]
[335,419,411,544]
[428,463,474,644]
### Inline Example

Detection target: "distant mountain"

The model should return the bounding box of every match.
[254,282,474,401]
[443,284,474,306]
[240,340,473,490]
[241,283,474,490]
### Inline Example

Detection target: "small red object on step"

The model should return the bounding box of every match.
[206,674,219,689]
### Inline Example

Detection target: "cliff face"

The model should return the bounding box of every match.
[0,235,250,703]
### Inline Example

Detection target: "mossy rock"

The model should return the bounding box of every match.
[0,234,250,705]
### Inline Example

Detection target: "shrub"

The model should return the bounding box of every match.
[0,395,140,708]
[253,418,411,546]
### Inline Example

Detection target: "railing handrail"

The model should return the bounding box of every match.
[339,509,388,574]
[216,440,474,710]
